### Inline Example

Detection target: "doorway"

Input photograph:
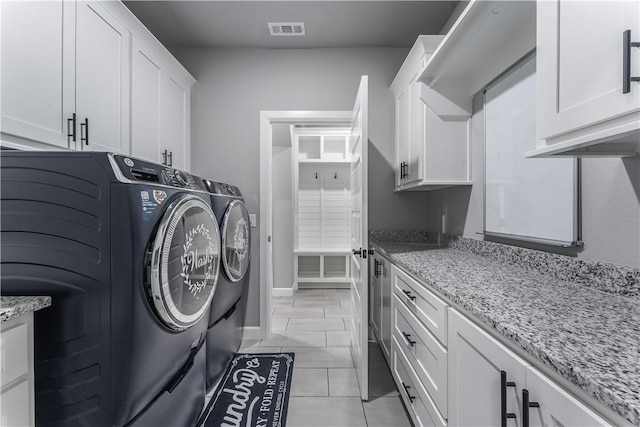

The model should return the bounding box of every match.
[259,111,352,339]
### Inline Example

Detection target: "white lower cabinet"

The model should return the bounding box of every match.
[370,252,392,360]
[448,308,614,427]
[386,263,616,427]
[448,308,527,427]
[394,294,447,418]
[390,264,449,425]
[523,366,610,427]
[392,335,447,427]
[1,314,35,427]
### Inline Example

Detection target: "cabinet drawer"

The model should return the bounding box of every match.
[392,265,448,345]
[394,294,447,417]
[0,379,30,426]
[392,336,447,427]
[0,323,29,387]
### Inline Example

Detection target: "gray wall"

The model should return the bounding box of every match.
[428,93,640,268]
[174,47,434,326]
[272,124,294,289]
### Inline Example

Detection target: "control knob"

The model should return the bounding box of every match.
[173,170,190,186]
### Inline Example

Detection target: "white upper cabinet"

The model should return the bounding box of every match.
[131,39,162,163]
[528,0,640,157]
[1,0,75,149]
[75,1,130,153]
[160,73,190,170]
[391,35,471,191]
[1,1,195,169]
[131,39,192,170]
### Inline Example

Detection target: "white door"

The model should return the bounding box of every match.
[348,76,369,400]
[1,0,75,148]
[76,1,130,153]
[131,39,162,163]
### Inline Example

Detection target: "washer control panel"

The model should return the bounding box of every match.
[203,179,242,197]
[112,155,206,191]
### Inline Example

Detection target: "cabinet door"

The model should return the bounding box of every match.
[380,257,392,358]
[76,1,130,153]
[524,367,611,427]
[131,39,161,163]
[1,380,30,427]
[537,0,640,140]
[371,255,382,341]
[395,88,410,187]
[160,73,189,170]
[407,80,425,183]
[448,309,527,427]
[1,0,75,148]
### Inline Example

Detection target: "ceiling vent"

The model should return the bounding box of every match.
[268,22,305,36]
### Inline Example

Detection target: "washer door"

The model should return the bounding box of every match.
[150,194,221,331]
[221,200,250,282]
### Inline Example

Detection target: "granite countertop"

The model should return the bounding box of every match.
[1,296,51,322]
[371,239,640,426]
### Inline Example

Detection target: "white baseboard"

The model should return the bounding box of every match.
[272,287,295,297]
[241,326,264,340]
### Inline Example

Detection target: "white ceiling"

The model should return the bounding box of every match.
[123,1,461,49]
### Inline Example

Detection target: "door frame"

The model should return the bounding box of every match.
[259,110,351,339]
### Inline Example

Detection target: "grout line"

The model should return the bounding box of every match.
[326,368,331,397]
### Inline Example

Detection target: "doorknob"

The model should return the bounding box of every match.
[352,249,362,256]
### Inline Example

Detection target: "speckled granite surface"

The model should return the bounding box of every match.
[371,239,640,425]
[1,296,51,322]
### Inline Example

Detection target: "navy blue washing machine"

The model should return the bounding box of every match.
[202,180,251,391]
[1,152,222,426]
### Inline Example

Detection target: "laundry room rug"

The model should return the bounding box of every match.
[199,353,295,427]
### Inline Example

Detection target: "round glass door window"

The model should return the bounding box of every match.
[149,195,221,331]
[221,200,250,282]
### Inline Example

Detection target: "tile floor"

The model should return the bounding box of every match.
[239,288,412,427]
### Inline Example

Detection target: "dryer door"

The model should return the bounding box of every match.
[221,200,250,282]
[150,194,221,331]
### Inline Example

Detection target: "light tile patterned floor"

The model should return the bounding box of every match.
[239,289,412,427]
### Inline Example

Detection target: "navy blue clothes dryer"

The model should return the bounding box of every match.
[1,152,221,426]
[203,180,251,391]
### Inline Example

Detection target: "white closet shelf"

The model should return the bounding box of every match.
[294,248,351,255]
[298,159,350,164]
[417,0,535,118]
